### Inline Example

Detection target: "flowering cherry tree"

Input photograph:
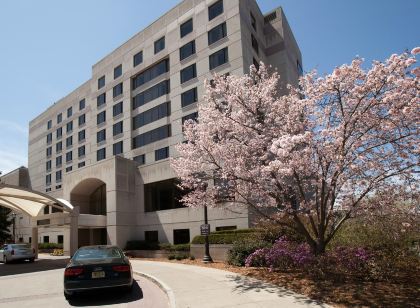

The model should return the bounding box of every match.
[171,49,420,254]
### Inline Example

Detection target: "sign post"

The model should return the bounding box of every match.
[201,205,213,263]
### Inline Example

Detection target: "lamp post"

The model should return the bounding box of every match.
[202,204,213,263]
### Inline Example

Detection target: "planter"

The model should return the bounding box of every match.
[125,250,180,258]
[190,244,233,262]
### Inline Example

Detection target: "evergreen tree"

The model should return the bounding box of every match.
[0,206,12,244]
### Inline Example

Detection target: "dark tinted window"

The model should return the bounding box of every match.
[46,147,52,157]
[98,75,105,89]
[132,124,171,149]
[47,133,52,144]
[132,58,169,90]
[67,107,72,118]
[208,0,223,20]
[97,148,106,161]
[66,121,73,132]
[78,145,85,157]
[114,64,122,79]
[78,161,85,168]
[46,160,51,171]
[46,174,51,185]
[154,37,165,54]
[133,101,170,130]
[78,114,86,126]
[179,40,196,61]
[56,170,62,182]
[113,141,123,155]
[97,93,106,107]
[155,147,169,161]
[208,22,226,45]
[251,34,259,55]
[66,136,72,148]
[134,51,143,67]
[132,80,170,110]
[182,112,198,126]
[181,87,198,107]
[173,229,190,245]
[113,121,123,136]
[47,120,52,129]
[144,178,187,212]
[56,156,62,167]
[57,113,62,124]
[180,18,193,38]
[56,141,62,152]
[113,82,123,98]
[113,101,123,117]
[97,129,106,143]
[66,151,72,162]
[133,154,145,165]
[180,64,197,84]
[97,111,106,124]
[209,47,228,70]
[145,231,158,242]
[56,127,62,139]
[78,130,85,141]
[79,99,85,110]
[74,247,123,260]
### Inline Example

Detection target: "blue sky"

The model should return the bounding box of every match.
[0,0,419,174]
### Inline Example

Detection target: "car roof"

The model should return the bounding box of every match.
[77,245,121,250]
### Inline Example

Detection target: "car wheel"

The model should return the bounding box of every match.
[29,258,35,263]
[4,255,8,264]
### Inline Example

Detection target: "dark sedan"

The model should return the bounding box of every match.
[63,245,133,299]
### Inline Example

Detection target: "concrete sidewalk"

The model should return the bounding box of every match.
[131,260,330,308]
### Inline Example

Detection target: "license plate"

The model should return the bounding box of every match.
[92,271,105,278]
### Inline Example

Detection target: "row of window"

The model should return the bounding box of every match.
[132,58,169,90]
[46,161,85,186]
[132,146,170,167]
[133,102,170,130]
[132,124,171,149]
[46,129,86,157]
[47,99,85,130]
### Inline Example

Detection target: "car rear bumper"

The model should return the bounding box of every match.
[9,254,35,261]
[64,277,133,292]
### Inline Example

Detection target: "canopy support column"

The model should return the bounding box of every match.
[70,206,79,256]
[31,227,38,259]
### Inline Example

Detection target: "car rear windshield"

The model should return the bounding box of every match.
[12,244,31,249]
[73,247,123,260]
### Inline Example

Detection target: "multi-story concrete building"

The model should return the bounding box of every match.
[3,0,301,252]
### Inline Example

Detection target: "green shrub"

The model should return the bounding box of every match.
[227,238,271,266]
[38,243,63,249]
[125,241,160,250]
[189,255,195,260]
[168,254,175,260]
[160,243,190,252]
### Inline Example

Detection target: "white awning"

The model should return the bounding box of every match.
[0,184,73,217]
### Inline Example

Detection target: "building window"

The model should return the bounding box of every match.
[57,113,62,124]
[208,22,226,45]
[78,130,85,142]
[209,47,228,70]
[66,151,73,162]
[134,50,143,67]
[179,40,196,61]
[67,107,72,118]
[113,101,123,117]
[113,141,123,155]
[97,93,106,107]
[97,111,106,125]
[98,75,105,89]
[44,206,50,215]
[132,80,170,110]
[113,82,123,98]
[66,136,73,148]
[47,120,52,130]
[173,229,190,245]
[208,0,223,21]
[250,12,256,31]
[144,178,187,212]
[56,141,62,153]
[132,124,171,149]
[66,121,73,133]
[56,170,62,182]
[56,156,62,167]
[97,129,106,143]
[46,160,51,172]
[46,133,52,144]
[46,174,51,186]
[155,147,169,161]
[180,18,193,38]
[56,127,62,139]
[97,148,106,161]
[132,58,169,90]
[79,98,85,110]
[78,161,85,168]
[65,166,72,173]
[251,34,259,55]
[57,235,64,244]
[154,37,165,54]
[181,87,198,107]
[46,147,52,157]
[78,114,86,126]
[133,154,145,165]
[182,112,198,127]
[145,231,158,243]
[114,64,122,79]
[78,145,85,158]
[43,236,49,243]
[133,101,170,130]
[180,63,197,84]
[113,121,123,136]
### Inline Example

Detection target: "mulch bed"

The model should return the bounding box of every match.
[132,257,420,308]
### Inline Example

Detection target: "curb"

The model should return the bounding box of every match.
[133,270,176,308]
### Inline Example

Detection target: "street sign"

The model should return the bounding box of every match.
[200,224,210,236]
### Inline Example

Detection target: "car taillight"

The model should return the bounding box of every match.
[11,250,14,255]
[64,268,84,276]
[112,265,130,272]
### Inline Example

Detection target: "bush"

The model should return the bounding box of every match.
[38,243,63,249]
[125,241,160,250]
[168,255,175,260]
[160,243,190,252]
[227,238,270,266]
[189,255,195,260]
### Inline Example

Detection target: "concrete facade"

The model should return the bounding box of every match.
[8,0,302,251]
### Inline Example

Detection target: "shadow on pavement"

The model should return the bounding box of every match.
[67,280,143,306]
[226,274,329,307]
[0,258,70,276]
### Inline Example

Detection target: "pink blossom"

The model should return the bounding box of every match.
[411,47,420,55]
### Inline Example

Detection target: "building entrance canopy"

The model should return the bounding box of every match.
[0,184,73,217]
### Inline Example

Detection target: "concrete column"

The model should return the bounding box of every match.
[69,206,79,256]
[31,227,38,259]
[63,227,71,256]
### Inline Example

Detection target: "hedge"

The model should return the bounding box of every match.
[191,229,260,244]
[125,241,190,251]
[38,243,63,249]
